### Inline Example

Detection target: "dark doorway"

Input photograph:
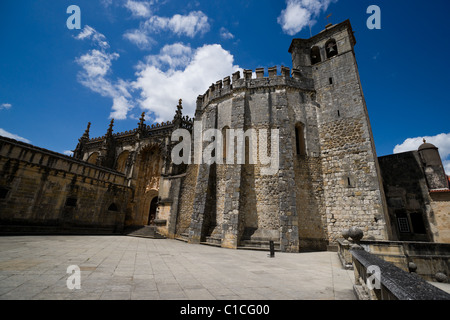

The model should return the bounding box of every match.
[148,197,158,225]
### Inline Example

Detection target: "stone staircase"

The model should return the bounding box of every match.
[123,225,166,239]
[175,232,189,242]
[174,229,280,252]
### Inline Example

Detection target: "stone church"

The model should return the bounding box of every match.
[1,20,448,252]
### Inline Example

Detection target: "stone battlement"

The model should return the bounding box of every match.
[196,66,314,110]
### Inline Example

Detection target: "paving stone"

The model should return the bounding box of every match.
[0,236,356,300]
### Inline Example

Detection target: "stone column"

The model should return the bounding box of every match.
[273,89,299,252]
[221,91,246,249]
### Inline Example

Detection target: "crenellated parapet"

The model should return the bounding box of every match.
[196,65,314,111]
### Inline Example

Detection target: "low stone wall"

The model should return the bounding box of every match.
[0,136,132,234]
[338,238,450,282]
[351,248,450,300]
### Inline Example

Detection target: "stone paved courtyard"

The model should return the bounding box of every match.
[0,235,356,300]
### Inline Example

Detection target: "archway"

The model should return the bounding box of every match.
[310,46,321,65]
[87,152,99,164]
[325,39,338,59]
[115,151,130,173]
[148,197,158,225]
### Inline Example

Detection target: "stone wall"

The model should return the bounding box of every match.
[0,136,131,233]
[430,192,450,243]
[293,21,390,244]
[175,164,198,237]
[378,151,450,243]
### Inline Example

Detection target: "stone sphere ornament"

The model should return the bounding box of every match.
[341,229,350,240]
[435,272,448,283]
[348,227,364,243]
[408,262,417,273]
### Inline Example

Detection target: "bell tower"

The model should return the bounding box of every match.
[289,20,392,243]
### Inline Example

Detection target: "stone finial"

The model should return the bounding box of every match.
[256,68,264,79]
[81,122,91,140]
[348,226,364,244]
[138,112,145,128]
[268,66,277,78]
[435,272,448,283]
[341,229,350,240]
[232,70,240,82]
[408,262,417,273]
[173,99,183,123]
[106,119,114,136]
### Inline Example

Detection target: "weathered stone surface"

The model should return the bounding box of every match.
[351,249,450,300]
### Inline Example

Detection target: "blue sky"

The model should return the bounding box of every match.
[1,0,449,173]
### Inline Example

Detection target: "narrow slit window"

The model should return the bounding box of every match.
[222,126,229,161]
[295,123,306,156]
[329,77,333,85]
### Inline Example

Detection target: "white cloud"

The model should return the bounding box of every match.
[444,160,450,175]
[124,0,152,18]
[0,103,12,110]
[76,49,119,79]
[63,150,74,156]
[101,0,113,7]
[111,96,132,120]
[75,25,109,50]
[220,27,234,40]
[144,11,210,38]
[132,43,241,122]
[75,26,133,120]
[123,29,155,49]
[277,0,336,35]
[394,133,450,174]
[143,42,193,70]
[0,128,31,143]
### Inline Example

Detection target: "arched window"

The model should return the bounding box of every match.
[295,123,306,156]
[148,197,158,225]
[325,39,338,59]
[87,152,99,165]
[115,151,130,173]
[310,46,321,65]
[222,126,230,162]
